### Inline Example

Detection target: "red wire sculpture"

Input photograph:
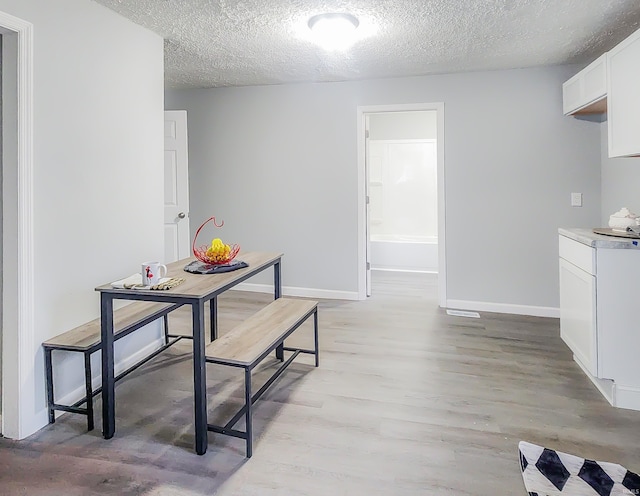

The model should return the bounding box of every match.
[192,216,240,265]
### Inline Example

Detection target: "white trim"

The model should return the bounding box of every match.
[446,309,480,318]
[446,299,560,318]
[573,355,615,406]
[356,103,446,305]
[573,356,640,412]
[612,384,640,411]
[368,138,436,145]
[372,267,437,274]
[357,110,367,299]
[0,11,34,440]
[231,283,359,301]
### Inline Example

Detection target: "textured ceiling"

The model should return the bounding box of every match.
[92,0,640,89]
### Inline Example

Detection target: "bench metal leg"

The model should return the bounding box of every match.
[45,348,55,424]
[84,352,94,431]
[245,367,253,458]
[163,314,170,345]
[313,309,319,367]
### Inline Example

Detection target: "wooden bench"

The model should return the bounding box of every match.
[42,301,185,431]
[205,297,319,458]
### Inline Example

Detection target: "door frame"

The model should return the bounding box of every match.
[0,11,34,439]
[356,103,446,306]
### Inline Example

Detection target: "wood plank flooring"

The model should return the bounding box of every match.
[2,270,640,495]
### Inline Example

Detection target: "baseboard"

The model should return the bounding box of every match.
[612,384,640,411]
[573,355,640,411]
[573,355,615,406]
[232,283,359,301]
[48,336,167,421]
[445,299,560,318]
[372,268,437,274]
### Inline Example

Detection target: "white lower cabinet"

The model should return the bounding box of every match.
[559,231,640,410]
[559,258,597,376]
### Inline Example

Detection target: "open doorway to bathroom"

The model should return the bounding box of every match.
[357,104,446,306]
[368,111,438,272]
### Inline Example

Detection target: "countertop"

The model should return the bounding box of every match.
[559,227,640,249]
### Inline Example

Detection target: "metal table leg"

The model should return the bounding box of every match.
[210,296,217,341]
[274,260,284,361]
[192,299,208,455]
[100,293,115,439]
[274,260,282,300]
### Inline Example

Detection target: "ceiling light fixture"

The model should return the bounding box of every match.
[308,13,360,51]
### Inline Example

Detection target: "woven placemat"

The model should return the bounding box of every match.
[149,277,186,290]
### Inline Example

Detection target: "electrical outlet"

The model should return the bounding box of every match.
[571,192,583,207]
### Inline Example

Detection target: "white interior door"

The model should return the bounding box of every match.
[365,115,372,297]
[164,110,190,263]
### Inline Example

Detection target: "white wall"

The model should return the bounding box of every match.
[166,65,601,312]
[600,120,640,225]
[0,0,165,438]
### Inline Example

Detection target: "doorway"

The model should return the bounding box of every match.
[357,103,446,306]
[164,110,190,263]
[0,11,34,440]
[0,33,3,433]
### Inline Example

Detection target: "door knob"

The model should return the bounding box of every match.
[178,212,186,219]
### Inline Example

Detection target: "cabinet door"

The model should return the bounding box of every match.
[562,73,583,115]
[582,55,607,107]
[559,258,597,376]
[562,54,607,115]
[608,27,640,157]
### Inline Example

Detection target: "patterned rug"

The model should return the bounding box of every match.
[519,441,640,495]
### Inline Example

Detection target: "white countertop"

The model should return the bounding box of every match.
[559,227,640,249]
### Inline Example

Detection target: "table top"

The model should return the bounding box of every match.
[95,251,283,299]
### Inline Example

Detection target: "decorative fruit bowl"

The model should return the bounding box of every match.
[192,216,240,265]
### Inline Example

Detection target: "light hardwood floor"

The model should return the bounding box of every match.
[1,271,640,495]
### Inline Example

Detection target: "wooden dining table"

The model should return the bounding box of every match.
[95,251,283,455]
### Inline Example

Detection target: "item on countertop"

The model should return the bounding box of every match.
[141,261,167,286]
[608,207,640,232]
[192,216,241,265]
[592,227,640,239]
[183,259,248,274]
[111,274,186,290]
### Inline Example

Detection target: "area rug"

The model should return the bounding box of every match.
[518,441,640,495]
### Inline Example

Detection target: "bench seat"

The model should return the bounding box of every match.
[43,301,179,352]
[43,300,184,431]
[205,297,319,457]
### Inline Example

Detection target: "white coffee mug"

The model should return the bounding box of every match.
[141,261,167,286]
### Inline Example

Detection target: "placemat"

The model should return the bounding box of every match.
[111,275,186,290]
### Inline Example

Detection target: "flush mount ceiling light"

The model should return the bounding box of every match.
[308,13,360,51]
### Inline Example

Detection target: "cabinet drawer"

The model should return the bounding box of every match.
[559,235,595,275]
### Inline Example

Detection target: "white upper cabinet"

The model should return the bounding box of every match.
[562,54,608,116]
[607,27,640,158]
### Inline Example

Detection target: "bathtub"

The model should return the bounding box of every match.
[370,234,438,272]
